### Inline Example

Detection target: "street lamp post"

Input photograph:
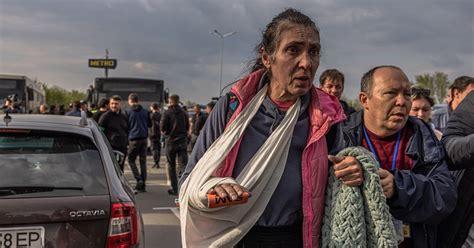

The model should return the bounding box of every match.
[213,29,236,97]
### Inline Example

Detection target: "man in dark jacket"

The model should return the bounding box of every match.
[341,65,457,247]
[437,90,474,248]
[161,94,190,195]
[92,98,109,123]
[149,102,162,168]
[126,93,151,192]
[432,76,474,133]
[189,104,207,152]
[98,95,128,171]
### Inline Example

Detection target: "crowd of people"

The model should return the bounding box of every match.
[177,8,473,248]
[30,90,217,196]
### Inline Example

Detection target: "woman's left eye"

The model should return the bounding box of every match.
[309,48,320,56]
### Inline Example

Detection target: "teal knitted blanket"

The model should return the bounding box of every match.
[321,147,398,248]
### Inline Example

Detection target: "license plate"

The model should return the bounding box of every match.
[0,226,44,248]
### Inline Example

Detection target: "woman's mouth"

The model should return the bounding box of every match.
[294,76,310,84]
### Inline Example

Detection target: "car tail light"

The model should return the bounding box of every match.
[107,202,139,248]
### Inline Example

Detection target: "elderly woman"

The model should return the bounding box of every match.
[179,9,363,248]
[409,86,443,139]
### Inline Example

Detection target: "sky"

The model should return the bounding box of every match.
[1,0,473,104]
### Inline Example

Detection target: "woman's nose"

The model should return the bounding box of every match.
[298,52,312,69]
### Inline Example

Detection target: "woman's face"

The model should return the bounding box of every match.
[410,97,432,123]
[262,25,320,102]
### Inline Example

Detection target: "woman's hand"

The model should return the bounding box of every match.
[207,183,249,201]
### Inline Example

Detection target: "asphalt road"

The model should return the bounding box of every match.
[124,155,182,248]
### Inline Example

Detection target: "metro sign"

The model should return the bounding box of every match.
[88,59,117,69]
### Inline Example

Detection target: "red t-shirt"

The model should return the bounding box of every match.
[270,98,295,111]
[362,123,414,171]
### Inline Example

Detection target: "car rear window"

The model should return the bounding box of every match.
[0,130,108,198]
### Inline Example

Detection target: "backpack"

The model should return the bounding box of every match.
[225,92,240,123]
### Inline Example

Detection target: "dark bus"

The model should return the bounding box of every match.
[0,74,46,113]
[92,77,168,109]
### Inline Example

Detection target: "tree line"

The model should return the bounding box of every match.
[44,85,86,107]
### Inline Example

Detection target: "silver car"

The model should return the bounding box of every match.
[0,113,145,248]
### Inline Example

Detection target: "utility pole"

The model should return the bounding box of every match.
[212,30,236,97]
[105,49,109,78]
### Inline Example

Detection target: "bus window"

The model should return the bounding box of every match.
[102,82,157,92]
[0,80,17,90]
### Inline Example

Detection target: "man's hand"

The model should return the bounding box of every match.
[329,155,364,186]
[207,183,249,201]
[378,168,395,199]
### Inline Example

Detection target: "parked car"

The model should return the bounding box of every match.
[0,113,144,248]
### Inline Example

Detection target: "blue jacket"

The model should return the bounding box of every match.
[65,108,81,117]
[125,104,150,141]
[342,111,457,248]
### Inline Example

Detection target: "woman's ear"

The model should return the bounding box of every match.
[260,47,271,69]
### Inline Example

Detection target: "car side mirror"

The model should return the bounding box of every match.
[112,150,125,165]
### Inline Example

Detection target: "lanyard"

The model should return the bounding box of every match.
[362,126,401,171]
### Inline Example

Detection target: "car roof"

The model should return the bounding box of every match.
[0,114,95,136]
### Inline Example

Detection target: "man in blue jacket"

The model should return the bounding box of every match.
[126,93,151,192]
[340,65,457,247]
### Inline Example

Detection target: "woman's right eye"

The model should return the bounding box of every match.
[287,46,299,54]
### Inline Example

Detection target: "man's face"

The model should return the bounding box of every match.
[194,105,200,113]
[81,103,88,111]
[205,106,212,114]
[39,105,47,113]
[168,97,178,106]
[321,79,344,99]
[262,25,320,101]
[128,99,138,107]
[360,67,412,137]
[109,99,121,112]
[444,90,453,105]
[451,84,474,110]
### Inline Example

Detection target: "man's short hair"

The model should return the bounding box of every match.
[110,95,122,101]
[319,69,345,86]
[206,101,216,110]
[128,93,139,102]
[169,94,180,104]
[451,76,474,93]
[151,102,159,110]
[361,65,402,96]
[98,98,110,108]
[72,100,81,109]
